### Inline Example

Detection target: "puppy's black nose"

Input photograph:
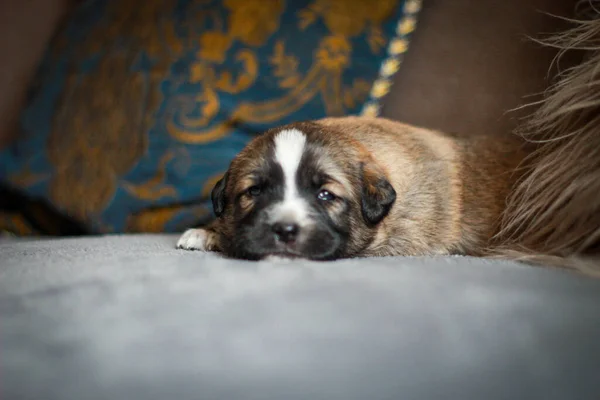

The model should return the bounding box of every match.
[272,222,299,243]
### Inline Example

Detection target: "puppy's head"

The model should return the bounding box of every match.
[210,121,396,260]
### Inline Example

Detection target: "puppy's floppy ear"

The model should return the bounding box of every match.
[360,162,396,226]
[211,172,229,218]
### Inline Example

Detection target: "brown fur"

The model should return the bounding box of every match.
[320,117,527,257]
[196,116,527,260]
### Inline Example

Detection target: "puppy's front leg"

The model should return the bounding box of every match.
[176,225,221,252]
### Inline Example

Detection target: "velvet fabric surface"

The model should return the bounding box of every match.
[2,234,599,399]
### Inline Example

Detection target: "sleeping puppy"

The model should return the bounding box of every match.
[177,116,526,260]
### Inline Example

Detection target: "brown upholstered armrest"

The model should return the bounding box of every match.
[381,0,580,138]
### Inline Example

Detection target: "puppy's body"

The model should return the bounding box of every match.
[320,118,527,257]
[178,117,527,260]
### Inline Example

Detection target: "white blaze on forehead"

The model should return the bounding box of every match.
[274,129,306,192]
[272,129,309,223]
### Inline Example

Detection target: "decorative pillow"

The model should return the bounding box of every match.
[0,0,420,235]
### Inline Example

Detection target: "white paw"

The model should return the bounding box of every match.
[176,229,209,251]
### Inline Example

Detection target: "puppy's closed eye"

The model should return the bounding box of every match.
[237,183,265,211]
[246,185,262,197]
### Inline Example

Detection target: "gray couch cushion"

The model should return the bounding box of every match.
[1,234,599,400]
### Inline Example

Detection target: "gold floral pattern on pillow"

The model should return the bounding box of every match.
[0,0,420,235]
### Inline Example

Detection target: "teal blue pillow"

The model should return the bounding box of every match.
[0,0,420,234]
